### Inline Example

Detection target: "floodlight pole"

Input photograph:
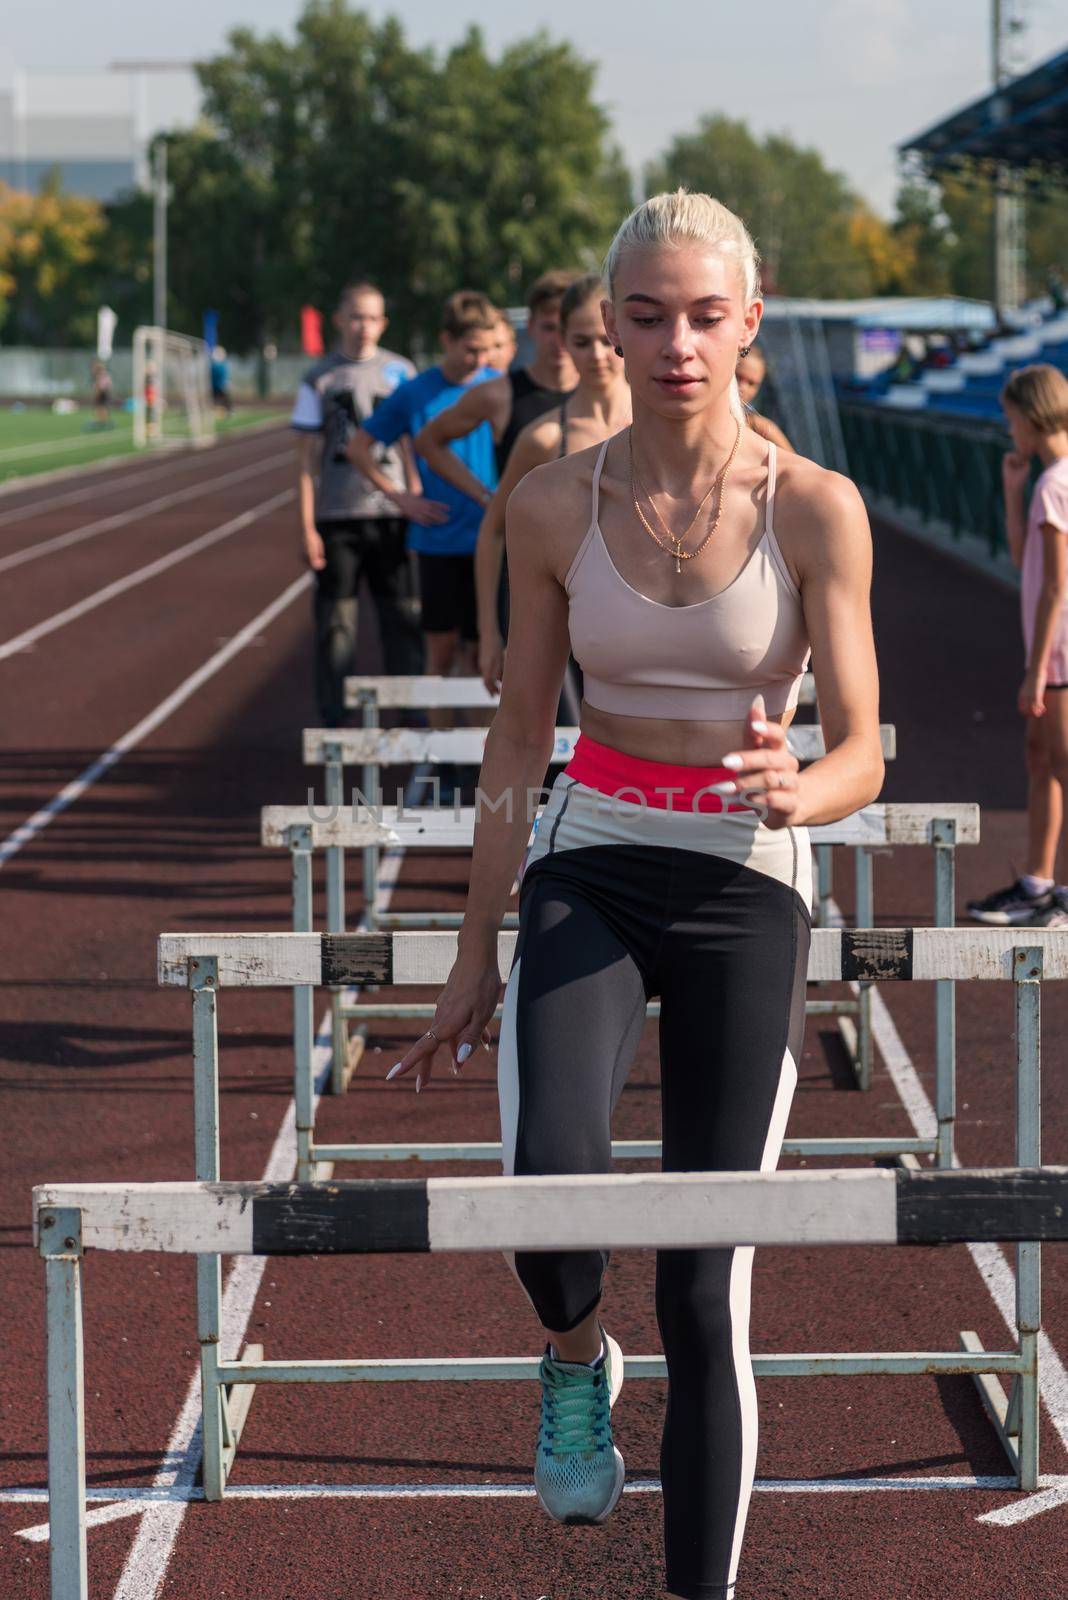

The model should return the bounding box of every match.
[153,141,168,332]
[991,0,1026,319]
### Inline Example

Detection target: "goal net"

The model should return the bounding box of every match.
[132,326,215,449]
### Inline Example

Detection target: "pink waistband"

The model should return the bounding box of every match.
[563,733,749,814]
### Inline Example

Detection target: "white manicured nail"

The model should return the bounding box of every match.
[707,780,737,794]
[386,1063,404,1081]
[457,1043,473,1063]
[752,720,768,735]
[722,753,743,770]
[415,1075,423,1094]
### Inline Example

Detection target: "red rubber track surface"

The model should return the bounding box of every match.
[0,440,1065,1600]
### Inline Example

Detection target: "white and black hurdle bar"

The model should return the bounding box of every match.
[305,702,897,939]
[341,669,861,938]
[261,802,978,1170]
[315,671,887,1088]
[36,1165,1068,1600]
[158,927,1056,1503]
[295,717,904,1097]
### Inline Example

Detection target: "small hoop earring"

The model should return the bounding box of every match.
[738,344,752,357]
[614,345,623,357]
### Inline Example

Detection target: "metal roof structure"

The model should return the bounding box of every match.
[762,296,995,332]
[901,46,1068,177]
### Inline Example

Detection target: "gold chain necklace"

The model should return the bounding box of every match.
[629,421,742,573]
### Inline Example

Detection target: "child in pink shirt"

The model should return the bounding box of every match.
[968,363,1068,927]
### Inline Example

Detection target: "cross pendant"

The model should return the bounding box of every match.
[674,543,682,575]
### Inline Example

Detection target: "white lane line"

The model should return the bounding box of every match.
[0,571,310,869]
[0,431,139,464]
[107,840,411,1594]
[0,451,289,575]
[13,1473,1044,1538]
[978,1478,1068,1525]
[0,490,293,661]
[0,424,284,528]
[828,897,1068,1526]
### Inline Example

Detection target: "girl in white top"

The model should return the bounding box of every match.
[968,363,1068,928]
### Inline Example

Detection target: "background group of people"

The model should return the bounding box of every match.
[289,265,1068,928]
[291,270,790,745]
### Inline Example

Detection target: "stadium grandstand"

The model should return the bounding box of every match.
[799,40,1068,565]
[849,45,1068,427]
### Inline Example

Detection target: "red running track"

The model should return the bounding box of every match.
[0,434,1065,1600]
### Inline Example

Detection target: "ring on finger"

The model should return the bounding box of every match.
[424,1028,438,1042]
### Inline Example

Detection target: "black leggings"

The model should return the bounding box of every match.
[497,777,812,1599]
[313,517,424,724]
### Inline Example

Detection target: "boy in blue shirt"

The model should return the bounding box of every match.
[348,290,500,702]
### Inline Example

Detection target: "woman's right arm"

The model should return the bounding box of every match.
[386,466,576,1087]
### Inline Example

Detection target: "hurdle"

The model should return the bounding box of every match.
[156,927,1058,1503]
[261,802,978,1173]
[304,722,576,1089]
[325,672,900,1071]
[341,669,854,939]
[303,720,898,933]
[299,717,902,1096]
[342,670,852,930]
[36,1167,1068,1599]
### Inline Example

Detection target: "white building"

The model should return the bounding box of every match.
[0,63,200,200]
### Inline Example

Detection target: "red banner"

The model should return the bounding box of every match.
[300,305,324,356]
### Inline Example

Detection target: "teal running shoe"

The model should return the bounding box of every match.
[533,1327,625,1525]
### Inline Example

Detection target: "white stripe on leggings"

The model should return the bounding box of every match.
[496,957,531,1301]
[726,1044,798,1588]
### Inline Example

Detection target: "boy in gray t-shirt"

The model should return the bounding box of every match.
[291,281,429,724]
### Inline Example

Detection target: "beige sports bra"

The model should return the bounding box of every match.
[564,437,811,720]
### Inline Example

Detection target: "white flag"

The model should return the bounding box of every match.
[97,306,118,361]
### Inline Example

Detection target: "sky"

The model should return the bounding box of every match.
[3,0,1067,216]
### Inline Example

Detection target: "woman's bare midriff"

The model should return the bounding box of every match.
[579,701,795,767]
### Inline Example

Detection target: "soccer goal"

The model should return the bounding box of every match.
[132,326,215,449]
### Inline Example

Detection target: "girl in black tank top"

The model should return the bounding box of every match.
[495,368,572,475]
[474,279,631,700]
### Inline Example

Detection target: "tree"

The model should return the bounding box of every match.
[645,117,875,297]
[0,173,104,344]
[158,1,632,352]
[889,177,952,297]
[892,164,1068,305]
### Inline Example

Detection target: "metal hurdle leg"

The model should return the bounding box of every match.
[290,826,333,1183]
[358,687,382,941]
[933,818,957,1168]
[40,1204,88,1600]
[960,944,1043,1489]
[810,839,869,1086]
[835,845,875,1090]
[322,741,358,1094]
[815,842,834,926]
[190,955,260,1499]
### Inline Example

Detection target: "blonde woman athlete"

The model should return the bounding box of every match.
[475,273,632,694]
[388,191,883,1600]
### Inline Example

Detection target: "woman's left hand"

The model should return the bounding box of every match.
[712,696,803,830]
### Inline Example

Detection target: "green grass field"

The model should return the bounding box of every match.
[0,405,281,486]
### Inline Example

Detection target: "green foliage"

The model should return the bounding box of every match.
[8,6,1067,347]
[157,2,631,351]
[0,171,105,344]
[892,164,1068,305]
[645,116,879,297]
